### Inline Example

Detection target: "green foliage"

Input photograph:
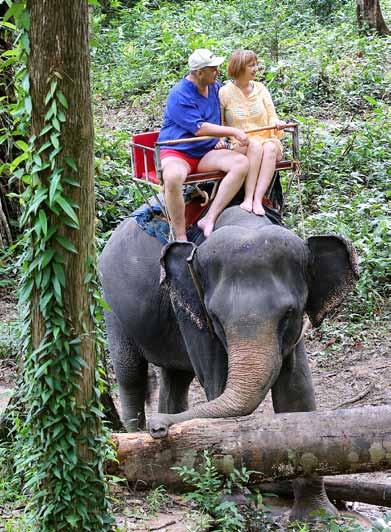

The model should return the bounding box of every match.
[95,130,145,242]
[14,70,113,530]
[90,0,391,317]
[0,320,19,358]
[173,450,271,532]
[284,102,391,316]
[145,485,170,514]
[2,3,114,528]
[288,510,391,531]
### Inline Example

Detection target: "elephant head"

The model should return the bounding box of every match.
[149,225,358,438]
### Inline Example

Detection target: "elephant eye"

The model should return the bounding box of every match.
[285,306,294,318]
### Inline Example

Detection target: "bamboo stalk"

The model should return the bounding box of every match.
[157,123,298,146]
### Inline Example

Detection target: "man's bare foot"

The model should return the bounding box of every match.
[197,217,215,238]
[175,234,188,242]
[253,201,265,216]
[240,198,253,213]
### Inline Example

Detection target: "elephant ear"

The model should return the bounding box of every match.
[160,241,211,333]
[305,235,359,327]
[160,242,227,392]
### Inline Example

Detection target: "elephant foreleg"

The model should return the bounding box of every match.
[105,311,148,432]
[158,368,194,414]
[272,341,338,522]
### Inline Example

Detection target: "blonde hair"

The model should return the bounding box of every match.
[227,50,258,79]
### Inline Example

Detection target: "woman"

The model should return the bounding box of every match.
[219,50,286,215]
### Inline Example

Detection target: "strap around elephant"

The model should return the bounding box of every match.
[186,247,215,337]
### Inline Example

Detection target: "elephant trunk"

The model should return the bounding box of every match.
[149,329,282,438]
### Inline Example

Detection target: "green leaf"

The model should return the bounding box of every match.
[50,133,60,150]
[39,291,53,311]
[45,99,57,121]
[37,140,52,154]
[55,234,77,253]
[52,275,62,299]
[52,116,61,132]
[53,262,66,287]
[9,151,28,172]
[20,278,34,303]
[49,170,63,206]
[24,96,32,114]
[45,90,53,106]
[56,196,80,226]
[38,209,48,235]
[50,79,58,98]
[65,514,79,527]
[57,91,68,109]
[40,248,55,269]
[15,140,29,151]
[39,123,53,137]
[363,95,378,106]
[64,156,78,172]
[63,176,80,187]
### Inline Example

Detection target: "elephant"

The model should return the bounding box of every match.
[99,205,359,521]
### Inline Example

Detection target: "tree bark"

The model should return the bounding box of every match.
[356,0,390,35]
[109,405,391,489]
[256,478,391,508]
[29,0,95,456]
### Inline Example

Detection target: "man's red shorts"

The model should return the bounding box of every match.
[160,149,201,174]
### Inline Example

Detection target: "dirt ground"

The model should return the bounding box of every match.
[0,285,390,530]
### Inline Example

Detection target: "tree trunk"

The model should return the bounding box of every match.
[26,1,110,528]
[356,0,390,35]
[256,478,391,507]
[29,0,95,456]
[109,405,391,489]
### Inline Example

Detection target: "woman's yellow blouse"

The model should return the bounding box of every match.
[219,81,283,148]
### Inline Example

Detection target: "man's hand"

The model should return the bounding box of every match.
[274,119,287,130]
[232,128,249,147]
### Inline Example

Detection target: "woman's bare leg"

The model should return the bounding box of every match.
[237,139,263,213]
[253,141,282,216]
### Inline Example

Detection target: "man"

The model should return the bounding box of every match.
[158,48,249,240]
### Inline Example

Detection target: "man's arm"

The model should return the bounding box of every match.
[196,122,248,146]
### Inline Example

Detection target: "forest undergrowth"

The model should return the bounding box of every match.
[90,0,391,322]
[0,1,390,530]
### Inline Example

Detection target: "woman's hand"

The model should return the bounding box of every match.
[214,139,227,150]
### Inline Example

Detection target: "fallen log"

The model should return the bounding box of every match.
[256,478,391,508]
[109,405,391,489]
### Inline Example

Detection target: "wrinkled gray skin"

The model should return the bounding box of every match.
[99,206,358,521]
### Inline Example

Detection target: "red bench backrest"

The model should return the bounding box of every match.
[132,131,159,181]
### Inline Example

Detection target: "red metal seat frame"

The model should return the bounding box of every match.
[129,124,300,232]
[130,124,300,190]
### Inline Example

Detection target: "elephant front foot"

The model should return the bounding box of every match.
[289,478,338,523]
[148,413,173,439]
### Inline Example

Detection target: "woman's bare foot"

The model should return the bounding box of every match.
[197,216,215,238]
[252,201,265,216]
[240,198,253,213]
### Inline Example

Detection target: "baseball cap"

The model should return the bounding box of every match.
[188,48,225,71]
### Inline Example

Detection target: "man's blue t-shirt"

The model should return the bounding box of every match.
[158,78,221,159]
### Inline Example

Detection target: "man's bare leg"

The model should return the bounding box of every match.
[253,141,282,216]
[162,158,190,241]
[235,139,263,213]
[197,150,248,238]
